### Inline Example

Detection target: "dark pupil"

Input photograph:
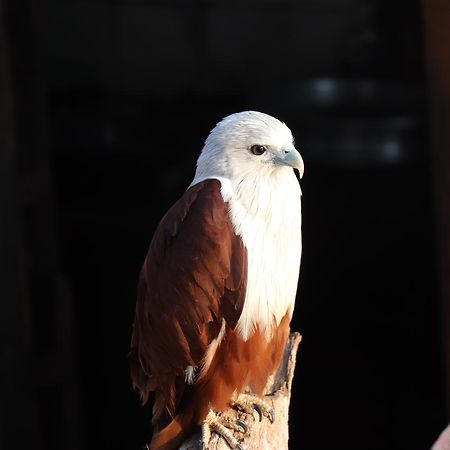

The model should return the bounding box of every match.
[251,145,266,155]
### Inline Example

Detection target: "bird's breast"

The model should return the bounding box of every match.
[221,174,302,341]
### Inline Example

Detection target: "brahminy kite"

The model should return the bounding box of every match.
[130,111,304,450]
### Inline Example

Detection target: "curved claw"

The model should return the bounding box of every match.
[267,407,275,424]
[235,419,248,433]
[252,404,263,422]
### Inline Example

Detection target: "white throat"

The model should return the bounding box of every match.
[194,169,302,341]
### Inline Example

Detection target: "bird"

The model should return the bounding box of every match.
[130,111,304,450]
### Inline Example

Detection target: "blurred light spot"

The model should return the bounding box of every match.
[315,79,335,100]
[381,139,401,162]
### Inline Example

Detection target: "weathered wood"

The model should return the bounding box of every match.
[180,333,302,450]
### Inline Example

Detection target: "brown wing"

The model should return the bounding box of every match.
[130,179,247,422]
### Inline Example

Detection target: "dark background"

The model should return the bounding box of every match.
[1,0,449,450]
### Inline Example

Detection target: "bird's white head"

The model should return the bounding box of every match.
[193,111,304,184]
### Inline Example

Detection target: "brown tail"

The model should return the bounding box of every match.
[149,412,195,450]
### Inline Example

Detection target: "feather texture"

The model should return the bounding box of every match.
[130,111,303,450]
[130,179,247,425]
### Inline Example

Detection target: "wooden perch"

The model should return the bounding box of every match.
[180,332,302,450]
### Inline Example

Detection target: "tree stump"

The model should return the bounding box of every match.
[179,332,302,450]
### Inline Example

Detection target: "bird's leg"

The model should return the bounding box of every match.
[201,410,247,450]
[230,393,275,424]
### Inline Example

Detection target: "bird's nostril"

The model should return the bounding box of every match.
[284,150,289,154]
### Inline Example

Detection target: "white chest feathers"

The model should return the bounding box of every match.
[218,171,302,341]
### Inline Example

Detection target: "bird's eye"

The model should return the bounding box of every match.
[250,145,266,156]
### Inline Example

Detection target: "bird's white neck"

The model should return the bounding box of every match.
[205,171,302,341]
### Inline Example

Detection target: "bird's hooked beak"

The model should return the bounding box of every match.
[275,147,304,178]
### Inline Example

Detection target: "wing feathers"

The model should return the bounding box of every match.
[130,179,247,420]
